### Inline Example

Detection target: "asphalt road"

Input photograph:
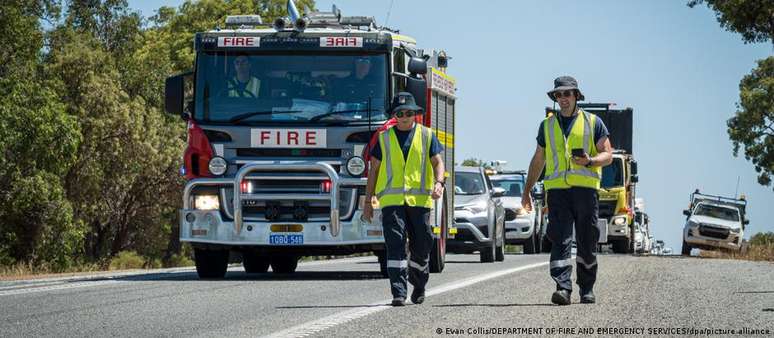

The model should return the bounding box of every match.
[1,254,772,337]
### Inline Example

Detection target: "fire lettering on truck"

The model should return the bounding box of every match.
[251,129,327,148]
[217,36,260,47]
[320,37,363,48]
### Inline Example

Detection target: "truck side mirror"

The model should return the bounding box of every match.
[682,209,691,217]
[408,57,427,75]
[165,72,193,120]
[743,219,749,225]
[630,161,638,176]
[631,175,639,183]
[406,77,427,112]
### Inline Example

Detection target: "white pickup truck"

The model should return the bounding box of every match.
[681,191,748,255]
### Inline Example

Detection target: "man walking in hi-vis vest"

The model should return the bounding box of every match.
[363,92,446,307]
[522,76,613,305]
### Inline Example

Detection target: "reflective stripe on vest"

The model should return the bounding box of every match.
[543,110,602,190]
[375,125,434,208]
[227,77,261,98]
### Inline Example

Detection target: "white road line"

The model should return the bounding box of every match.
[263,259,558,338]
[0,280,125,297]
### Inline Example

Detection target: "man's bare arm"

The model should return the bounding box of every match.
[523,144,546,195]
[591,136,613,167]
[430,154,445,183]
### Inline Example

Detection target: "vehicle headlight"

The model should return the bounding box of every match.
[194,195,220,210]
[613,217,626,226]
[687,220,699,228]
[346,156,366,176]
[208,156,228,176]
[730,227,741,233]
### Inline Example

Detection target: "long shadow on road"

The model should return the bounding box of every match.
[113,270,386,282]
[432,303,554,308]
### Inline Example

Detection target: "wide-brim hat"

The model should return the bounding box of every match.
[390,92,424,114]
[547,75,585,101]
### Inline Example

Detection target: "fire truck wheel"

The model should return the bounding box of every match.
[611,239,630,254]
[194,249,229,279]
[271,255,299,274]
[243,253,271,273]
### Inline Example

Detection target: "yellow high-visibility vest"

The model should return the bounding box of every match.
[543,110,601,190]
[375,124,435,208]
[227,77,260,98]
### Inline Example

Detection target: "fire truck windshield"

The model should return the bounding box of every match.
[194,52,389,124]
[601,157,624,189]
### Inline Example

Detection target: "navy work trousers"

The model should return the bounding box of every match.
[381,205,433,299]
[546,187,599,293]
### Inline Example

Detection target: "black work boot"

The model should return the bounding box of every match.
[411,288,426,304]
[551,289,571,306]
[391,297,406,306]
[580,289,596,304]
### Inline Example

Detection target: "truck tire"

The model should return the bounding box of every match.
[375,251,388,278]
[243,253,270,273]
[429,232,446,272]
[271,255,299,273]
[194,249,229,279]
[495,225,505,261]
[612,239,629,254]
[430,193,448,273]
[681,240,691,256]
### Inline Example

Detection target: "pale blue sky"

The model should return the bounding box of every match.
[130,0,773,250]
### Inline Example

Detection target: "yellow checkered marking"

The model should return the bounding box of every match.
[435,129,454,149]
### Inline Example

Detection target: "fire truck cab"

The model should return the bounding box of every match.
[164,3,457,278]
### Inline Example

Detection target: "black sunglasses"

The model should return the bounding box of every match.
[553,90,575,99]
[394,110,416,118]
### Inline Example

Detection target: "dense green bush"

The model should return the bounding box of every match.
[0,0,315,273]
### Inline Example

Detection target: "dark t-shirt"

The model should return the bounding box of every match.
[370,125,444,161]
[536,112,609,148]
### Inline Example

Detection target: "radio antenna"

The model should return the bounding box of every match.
[734,175,740,198]
[385,0,395,26]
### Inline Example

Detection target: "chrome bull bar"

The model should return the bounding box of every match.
[182,162,364,238]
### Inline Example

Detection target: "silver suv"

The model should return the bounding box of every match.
[448,166,506,262]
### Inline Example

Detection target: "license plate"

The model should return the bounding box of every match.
[269,233,304,245]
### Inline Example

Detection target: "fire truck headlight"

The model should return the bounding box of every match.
[208,156,228,176]
[346,156,366,176]
[194,195,220,210]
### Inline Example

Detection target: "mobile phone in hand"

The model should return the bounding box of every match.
[571,148,585,157]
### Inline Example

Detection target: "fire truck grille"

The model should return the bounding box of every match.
[237,148,342,158]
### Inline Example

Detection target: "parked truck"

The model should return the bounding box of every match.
[681,190,748,255]
[164,1,458,278]
[546,103,639,254]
